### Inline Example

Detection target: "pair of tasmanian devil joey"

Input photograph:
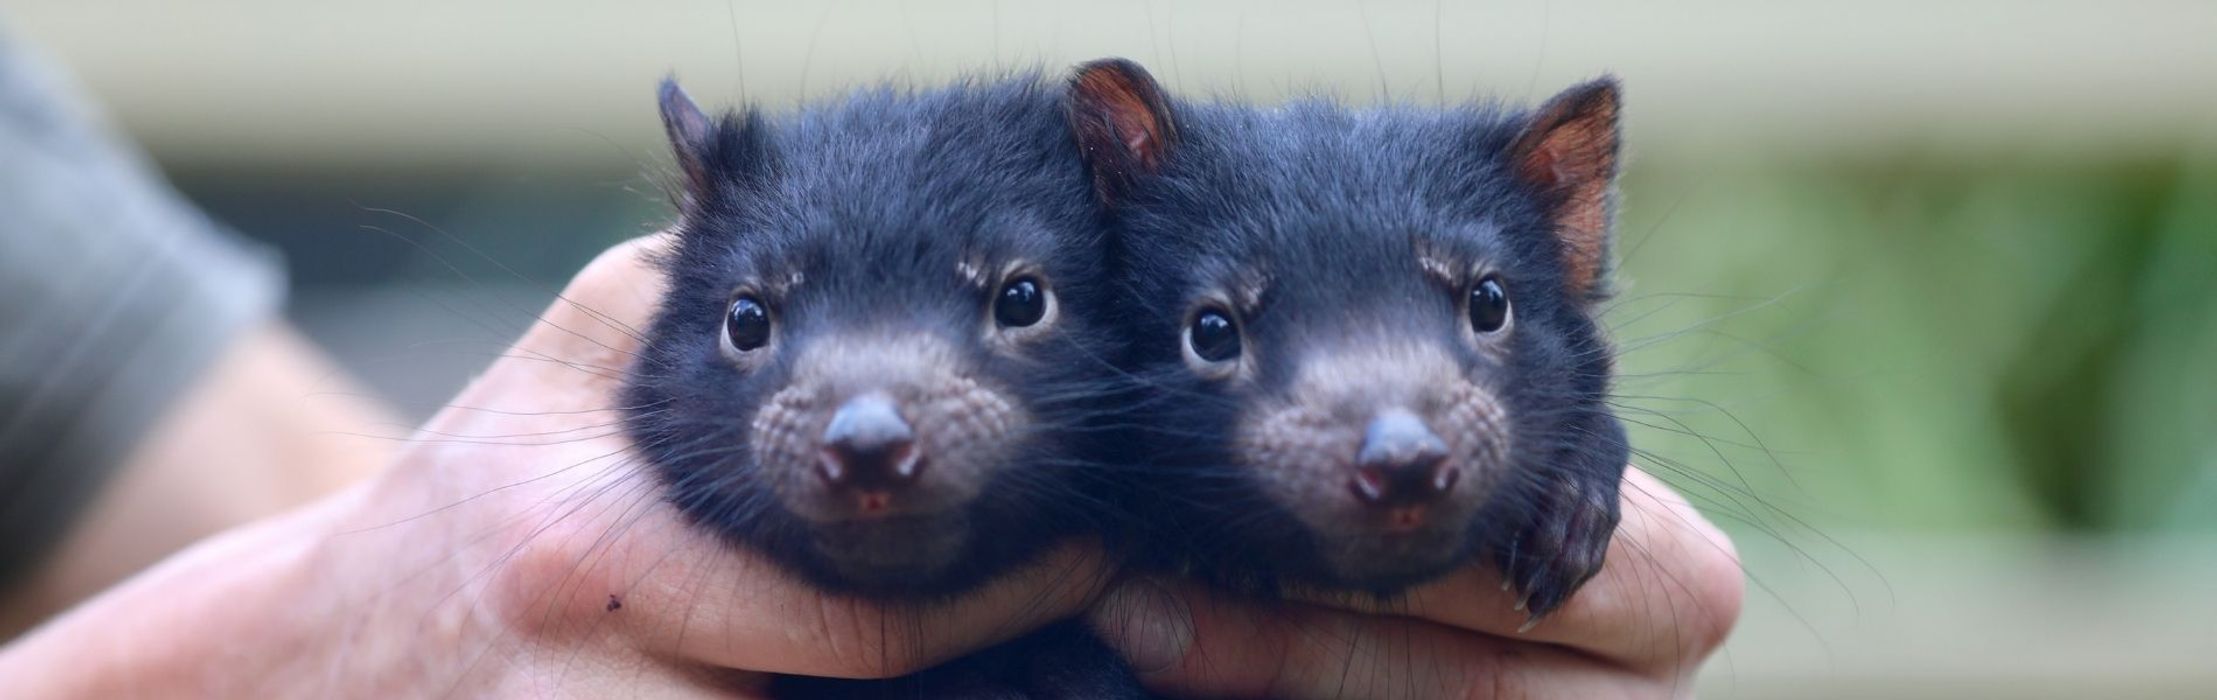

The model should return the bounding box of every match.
[619,57,1631,696]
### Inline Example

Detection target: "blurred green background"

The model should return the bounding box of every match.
[6,0,2212,696]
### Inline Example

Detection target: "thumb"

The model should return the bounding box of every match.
[1087,577,1647,699]
[1086,576,1197,675]
[646,540,1120,679]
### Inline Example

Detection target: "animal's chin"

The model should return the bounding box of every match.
[1305,528,1470,591]
[807,513,973,591]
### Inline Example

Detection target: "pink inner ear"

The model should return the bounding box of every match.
[1069,59,1177,200]
[1513,84,1620,300]
[1522,118,1614,192]
[1084,73,1168,169]
[1123,130,1152,156]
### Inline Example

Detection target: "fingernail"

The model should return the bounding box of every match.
[1092,577,1193,674]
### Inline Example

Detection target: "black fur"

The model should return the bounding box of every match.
[621,74,1144,697]
[1100,75,1631,617]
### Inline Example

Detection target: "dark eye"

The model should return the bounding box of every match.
[1187,308,1242,363]
[1468,275,1510,333]
[725,295,771,351]
[995,277,1048,328]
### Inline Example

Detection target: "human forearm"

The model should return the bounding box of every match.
[1,323,397,639]
[0,494,351,696]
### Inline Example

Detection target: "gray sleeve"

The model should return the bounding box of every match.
[0,30,284,588]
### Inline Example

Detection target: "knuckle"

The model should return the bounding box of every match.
[548,235,668,325]
[1684,533,1746,654]
[576,234,665,285]
[485,518,618,642]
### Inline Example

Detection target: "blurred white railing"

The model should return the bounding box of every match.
[3,0,2214,169]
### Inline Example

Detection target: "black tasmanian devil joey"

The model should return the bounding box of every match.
[1070,58,1632,625]
[623,73,1145,698]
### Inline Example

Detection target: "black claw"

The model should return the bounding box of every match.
[1495,473,1621,625]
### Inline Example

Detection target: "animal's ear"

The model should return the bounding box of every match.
[1508,77,1622,301]
[659,77,716,194]
[659,77,771,212]
[1066,58,1177,203]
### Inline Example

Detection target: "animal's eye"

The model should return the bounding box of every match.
[1187,308,1242,363]
[725,295,772,351]
[1468,275,1510,333]
[994,277,1048,328]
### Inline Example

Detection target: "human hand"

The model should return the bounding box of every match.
[1088,467,1743,699]
[0,234,1112,697]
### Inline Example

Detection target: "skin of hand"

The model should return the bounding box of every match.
[0,233,1114,697]
[0,323,397,641]
[1087,466,1745,699]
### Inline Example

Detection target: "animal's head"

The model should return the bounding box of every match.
[1070,59,1627,590]
[624,77,1120,597]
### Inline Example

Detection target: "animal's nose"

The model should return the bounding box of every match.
[1349,409,1456,506]
[819,393,923,498]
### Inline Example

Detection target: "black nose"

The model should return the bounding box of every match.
[819,393,922,489]
[1349,410,1455,504]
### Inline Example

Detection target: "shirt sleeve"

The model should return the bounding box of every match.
[0,29,285,590]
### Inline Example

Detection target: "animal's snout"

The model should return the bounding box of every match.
[1348,409,1459,528]
[818,392,924,511]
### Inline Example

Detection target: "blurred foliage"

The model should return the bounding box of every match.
[1610,154,2217,539]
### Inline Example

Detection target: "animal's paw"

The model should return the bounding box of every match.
[1496,474,1620,630]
